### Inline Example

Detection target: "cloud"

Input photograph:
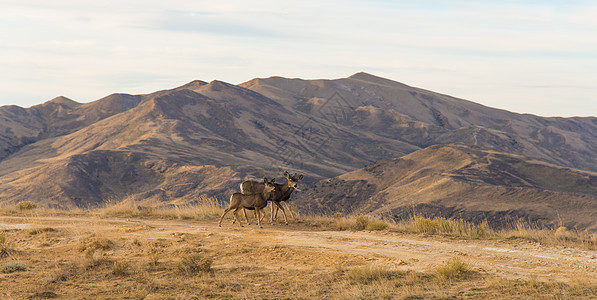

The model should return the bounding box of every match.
[158,10,285,38]
[0,0,595,116]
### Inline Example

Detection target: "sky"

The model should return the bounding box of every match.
[1,0,596,117]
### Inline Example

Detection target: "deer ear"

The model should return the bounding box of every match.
[263,177,268,183]
[271,178,275,183]
[298,175,303,180]
[284,171,289,178]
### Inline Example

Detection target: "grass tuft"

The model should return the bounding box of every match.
[436,257,471,280]
[0,234,13,258]
[366,220,389,231]
[355,215,370,230]
[29,227,57,235]
[1,261,27,273]
[177,254,213,276]
[16,201,37,211]
[79,236,114,253]
[410,216,491,239]
[112,261,130,276]
[347,265,396,284]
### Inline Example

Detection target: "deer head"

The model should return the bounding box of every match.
[283,171,303,190]
[263,177,276,193]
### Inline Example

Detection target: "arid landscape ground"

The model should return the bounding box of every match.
[1,205,596,299]
[1,74,596,299]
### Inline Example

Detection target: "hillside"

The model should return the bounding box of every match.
[0,73,595,219]
[242,72,597,173]
[294,144,597,231]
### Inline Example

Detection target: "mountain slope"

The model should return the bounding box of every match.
[294,144,597,231]
[0,73,595,219]
[241,72,597,173]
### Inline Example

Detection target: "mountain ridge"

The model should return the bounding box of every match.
[0,73,595,231]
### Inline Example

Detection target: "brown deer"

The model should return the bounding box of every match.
[218,178,275,228]
[241,171,303,225]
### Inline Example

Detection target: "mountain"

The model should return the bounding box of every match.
[241,72,597,173]
[0,73,595,224]
[293,144,597,231]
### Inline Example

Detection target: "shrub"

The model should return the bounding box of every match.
[366,220,389,231]
[554,226,571,239]
[113,261,130,276]
[49,263,78,283]
[79,237,113,253]
[355,215,370,230]
[1,262,27,273]
[177,254,213,276]
[16,201,37,211]
[436,257,470,280]
[334,217,353,231]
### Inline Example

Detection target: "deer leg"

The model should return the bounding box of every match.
[274,201,288,225]
[232,208,243,227]
[243,208,251,225]
[232,208,245,224]
[284,202,296,219]
[259,207,266,222]
[256,207,262,229]
[218,207,232,227]
[252,209,259,224]
[270,202,276,222]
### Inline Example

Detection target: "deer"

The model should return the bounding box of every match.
[241,171,303,225]
[218,178,275,228]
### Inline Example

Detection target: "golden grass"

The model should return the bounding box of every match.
[176,254,213,276]
[1,199,596,251]
[407,216,492,239]
[0,210,595,299]
[15,201,37,211]
[1,261,27,273]
[346,265,398,284]
[99,197,223,220]
[435,257,472,280]
[96,201,597,251]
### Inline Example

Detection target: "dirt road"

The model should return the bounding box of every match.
[2,215,595,284]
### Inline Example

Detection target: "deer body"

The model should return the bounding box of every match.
[219,178,275,228]
[241,172,303,225]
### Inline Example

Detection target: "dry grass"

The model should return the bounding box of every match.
[346,265,398,284]
[15,201,37,211]
[100,197,223,220]
[1,261,27,273]
[2,201,595,251]
[436,257,472,280]
[176,253,213,276]
[0,210,595,299]
[497,222,597,250]
[0,233,12,258]
[101,200,597,251]
[406,216,492,239]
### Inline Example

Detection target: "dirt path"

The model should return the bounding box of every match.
[2,215,596,284]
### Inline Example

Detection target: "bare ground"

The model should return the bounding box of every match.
[1,215,596,299]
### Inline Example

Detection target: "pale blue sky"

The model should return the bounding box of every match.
[1,0,596,117]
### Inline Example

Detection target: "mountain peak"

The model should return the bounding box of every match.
[45,96,79,107]
[348,72,408,87]
[177,80,208,90]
